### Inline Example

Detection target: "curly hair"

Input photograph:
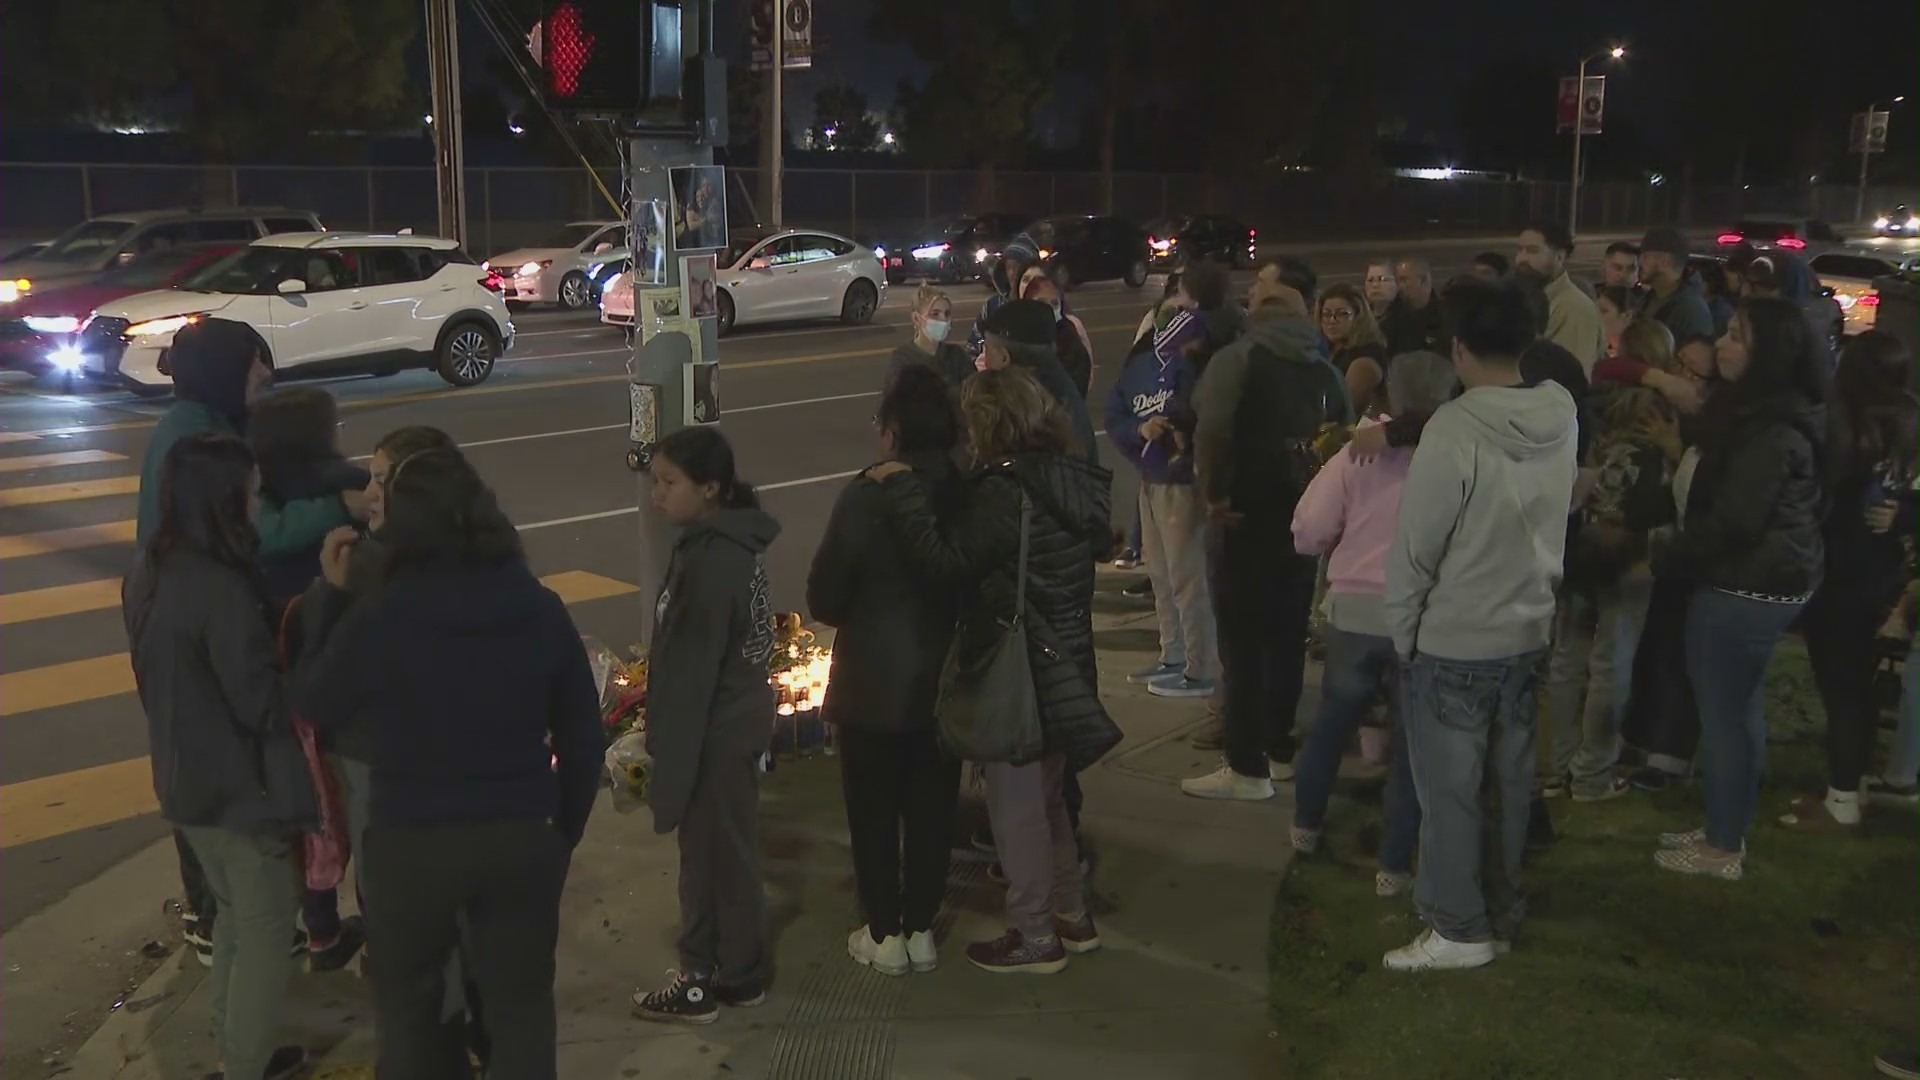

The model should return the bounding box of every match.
[959,366,1077,462]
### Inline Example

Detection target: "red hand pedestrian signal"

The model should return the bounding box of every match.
[544,0,596,99]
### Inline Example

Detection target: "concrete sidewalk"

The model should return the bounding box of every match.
[62,574,1306,1080]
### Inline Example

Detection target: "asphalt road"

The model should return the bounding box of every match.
[0,237,1611,933]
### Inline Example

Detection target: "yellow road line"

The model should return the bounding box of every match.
[0,519,138,560]
[0,450,125,473]
[0,476,140,509]
[0,757,155,849]
[0,653,135,717]
[0,578,122,625]
[541,570,640,604]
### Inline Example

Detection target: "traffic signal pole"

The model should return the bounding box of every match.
[425,0,467,244]
[767,8,783,229]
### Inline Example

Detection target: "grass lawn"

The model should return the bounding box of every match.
[1269,644,1918,1080]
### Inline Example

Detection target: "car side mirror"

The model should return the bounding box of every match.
[277,278,308,294]
[749,257,771,270]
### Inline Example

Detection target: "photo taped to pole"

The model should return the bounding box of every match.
[685,362,720,425]
[670,165,728,251]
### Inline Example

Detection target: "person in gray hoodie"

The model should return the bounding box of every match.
[633,427,782,1026]
[1382,277,1578,974]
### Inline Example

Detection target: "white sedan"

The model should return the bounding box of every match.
[1809,248,1920,336]
[483,221,627,310]
[601,229,885,339]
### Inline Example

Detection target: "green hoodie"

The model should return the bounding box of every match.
[135,400,350,554]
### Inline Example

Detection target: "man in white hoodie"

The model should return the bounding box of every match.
[1382,277,1578,973]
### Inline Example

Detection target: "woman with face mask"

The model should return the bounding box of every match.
[887,284,972,390]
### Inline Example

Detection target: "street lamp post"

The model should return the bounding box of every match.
[1568,45,1625,236]
[1856,96,1907,224]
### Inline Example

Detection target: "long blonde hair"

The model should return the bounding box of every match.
[1620,317,1675,373]
[960,367,1078,461]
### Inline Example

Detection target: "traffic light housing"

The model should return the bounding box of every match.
[538,0,685,117]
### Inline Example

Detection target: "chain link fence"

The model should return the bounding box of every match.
[2,161,1910,257]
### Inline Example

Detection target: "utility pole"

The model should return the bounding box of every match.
[766,4,783,229]
[1566,45,1623,236]
[424,0,467,244]
[1854,98,1903,223]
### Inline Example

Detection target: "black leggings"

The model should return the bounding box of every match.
[1804,581,1904,792]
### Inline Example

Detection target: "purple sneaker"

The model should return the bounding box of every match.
[965,929,1068,974]
[1054,913,1102,954]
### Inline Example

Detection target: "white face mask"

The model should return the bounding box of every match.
[923,318,951,343]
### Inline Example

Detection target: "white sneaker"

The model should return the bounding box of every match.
[905,930,937,973]
[1180,765,1274,801]
[847,927,909,976]
[1270,759,1296,783]
[1382,928,1496,972]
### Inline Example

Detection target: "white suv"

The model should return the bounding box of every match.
[76,232,513,393]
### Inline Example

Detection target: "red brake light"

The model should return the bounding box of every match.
[1717,233,1744,245]
[1249,228,1257,238]
[1147,234,1157,244]
[1777,236,1806,250]
[1861,293,1880,307]
[483,270,504,292]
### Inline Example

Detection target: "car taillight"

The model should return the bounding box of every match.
[1717,233,1744,245]
[1777,236,1806,250]
[483,271,504,291]
[1861,293,1880,307]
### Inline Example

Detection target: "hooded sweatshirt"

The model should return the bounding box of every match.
[645,507,781,834]
[1291,417,1412,636]
[1385,380,1579,660]
[135,318,348,554]
[886,339,973,391]
[1005,339,1100,461]
[1192,313,1351,520]
[290,558,604,845]
[1637,271,1715,346]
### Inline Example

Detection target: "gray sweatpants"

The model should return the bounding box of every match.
[983,753,1086,941]
[676,749,769,988]
[180,826,300,1080]
[1139,481,1216,681]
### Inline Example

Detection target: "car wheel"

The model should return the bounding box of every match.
[716,291,735,337]
[1125,259,1149,288]
[557,271,593,310]
[436,322,498,387]
[841,280,879,325]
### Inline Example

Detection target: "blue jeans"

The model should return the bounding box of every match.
[1293,626,1420,874]
[1890,635,1920,788]
[1686,588,1804,853]
[1403,649,1546,944]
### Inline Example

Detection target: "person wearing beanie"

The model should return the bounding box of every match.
[978,299,1098,460]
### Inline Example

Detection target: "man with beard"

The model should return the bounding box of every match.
[1514,221,1605,375]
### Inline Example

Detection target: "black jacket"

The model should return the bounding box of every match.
[1381,295,1451,358]
[645,508,781,834]
[290,560,603,846]
[124,550,316,835]
[886,341,973,392]
[1005,340,1100,461]
[809,451,965,733]
[1664,394,1826,597]
[1192,315,1350,524]
[877,453,1122,771]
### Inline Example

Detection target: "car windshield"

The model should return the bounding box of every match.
[535,223,607,249]
[36,219,137,264]
[925,215,975,238]
[1735,220,1799,240]
[724,232,773,267]
[97,247,223,288]
[180,247,299,295]
[1032,217,1091,247]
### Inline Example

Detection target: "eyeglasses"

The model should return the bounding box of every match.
[1320,308,1356,323]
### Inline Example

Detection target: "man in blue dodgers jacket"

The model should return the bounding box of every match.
[1105,310,1216,700]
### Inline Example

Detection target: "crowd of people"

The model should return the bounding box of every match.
[119,217,1916,1078]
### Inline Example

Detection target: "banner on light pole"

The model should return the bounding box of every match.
[1850,110,1890,154]
[1556,75,1606,135]
[750,0,813,71]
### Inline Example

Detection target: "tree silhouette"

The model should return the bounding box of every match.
[808,84,881,152]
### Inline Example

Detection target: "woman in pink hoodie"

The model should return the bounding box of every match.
[1289,351,1459,897]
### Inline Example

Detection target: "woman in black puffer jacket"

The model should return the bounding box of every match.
[1652,296,1826,883]
[868,366,1120,977]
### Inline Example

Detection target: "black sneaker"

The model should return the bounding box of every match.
[1120,581,1152,600]
[308,915,366,973]
[200,1044,308,1080]
[289,929,310,957]
[715,980,768,1008]
[632,971,718,1025]
[181,909,210,950]
[1628,764,1682,793]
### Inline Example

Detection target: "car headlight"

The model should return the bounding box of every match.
[974,248,990,263]
[873,245,887,258]
[912,242,950,259]
[125,314,200,338]
[47,345,86,372]
[22,315,80,334]
[0,279,31,304]
[519,260,549,276]
[1876,217,1891,230]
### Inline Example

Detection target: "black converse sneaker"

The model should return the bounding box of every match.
[632,970,719,1025]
